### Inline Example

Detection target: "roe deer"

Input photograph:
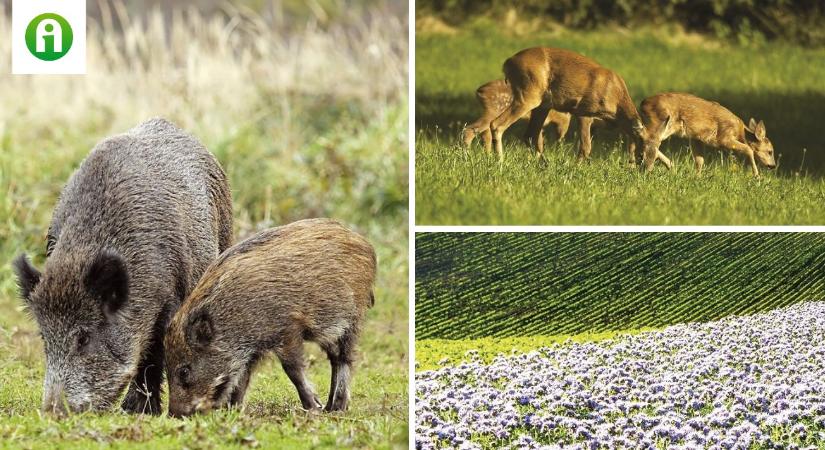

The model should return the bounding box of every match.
[462,79,573,153]
[490,47,670,168]
[639,92,776,176]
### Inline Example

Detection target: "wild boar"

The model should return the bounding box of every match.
[163,218,376,417]
[13,118,233,416]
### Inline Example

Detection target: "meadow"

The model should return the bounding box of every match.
[0,3,408,449]
[416,303,825,449]
[415,23,825,225]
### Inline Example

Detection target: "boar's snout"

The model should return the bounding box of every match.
[168,402,194,419]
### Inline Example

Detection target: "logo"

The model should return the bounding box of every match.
[12,0,86,74]
[25,13,73,61]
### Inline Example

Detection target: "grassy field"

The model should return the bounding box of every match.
[415,23,825,225]
[0,3,408,449]
[415,232,825,340]
[415,329,660,371]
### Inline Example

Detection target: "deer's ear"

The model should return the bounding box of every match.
[747,118,758,132]
[755,120,766,140]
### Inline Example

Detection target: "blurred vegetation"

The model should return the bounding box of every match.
[417,0,825,46]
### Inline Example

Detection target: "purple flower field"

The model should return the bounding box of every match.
[415,302,825,449]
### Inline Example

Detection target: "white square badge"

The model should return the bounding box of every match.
[11,0,87,74]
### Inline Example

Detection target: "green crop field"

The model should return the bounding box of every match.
[0,4,408,449]
[415,24,825,225]
[415,233,825,340]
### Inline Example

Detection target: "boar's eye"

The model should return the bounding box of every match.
[177,366,191,387]
[75,330,90,352]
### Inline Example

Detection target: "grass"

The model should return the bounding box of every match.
[414,329,656,371]
[415,232,825,340]
[0,2,408,449]
[415,23,825,225]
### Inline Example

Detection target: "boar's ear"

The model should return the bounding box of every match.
[84,250,129,319]
[186,309,213,348]
[12,254,41,303]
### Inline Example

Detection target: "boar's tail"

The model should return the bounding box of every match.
[369,290,375,308]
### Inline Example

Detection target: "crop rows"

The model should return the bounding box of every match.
[415,233,825,339]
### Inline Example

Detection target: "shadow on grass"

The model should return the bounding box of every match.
[416,90,825,176]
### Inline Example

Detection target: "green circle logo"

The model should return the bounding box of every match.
[25,13,73,61]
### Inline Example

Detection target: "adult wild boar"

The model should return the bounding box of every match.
[13,118,233,416]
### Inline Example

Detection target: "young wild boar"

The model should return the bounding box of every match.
[639,92,776,175]
[13,118,233,416]
[164,218,376,417]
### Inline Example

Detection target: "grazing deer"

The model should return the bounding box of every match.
[490,47,670,168]
[639,92,776,176]
[462,79,574,154]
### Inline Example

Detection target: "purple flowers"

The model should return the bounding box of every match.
[416,302,825,448]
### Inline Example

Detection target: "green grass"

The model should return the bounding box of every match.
[415,329,655,371]
[415,233,825,340]
[415,24,825,225]
[0,4,407,449]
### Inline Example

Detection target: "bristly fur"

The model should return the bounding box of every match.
[17,118,233,416]
[165,218,376,416]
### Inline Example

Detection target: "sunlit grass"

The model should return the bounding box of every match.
[415,25,825,225]
[415,329,657,372]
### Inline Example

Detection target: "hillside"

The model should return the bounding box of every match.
[415,233,825,339]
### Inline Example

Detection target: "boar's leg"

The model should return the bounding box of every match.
[121,308,170,415]
[228,363,254,407]
[278,342,322,411]
[121,338,164,414]
[323,328,358,412]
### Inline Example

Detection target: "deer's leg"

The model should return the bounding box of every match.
[692,145,705,174]
[492,95,542,162]
[628,137,639,168]
[461,127,476,148]
[463,115,494,151]
[657,151,673,170]
[480,129,493,152]
[577,117,594,161]
[554,113,571,143]
[525,106,551,159]
[723,138,760,177]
